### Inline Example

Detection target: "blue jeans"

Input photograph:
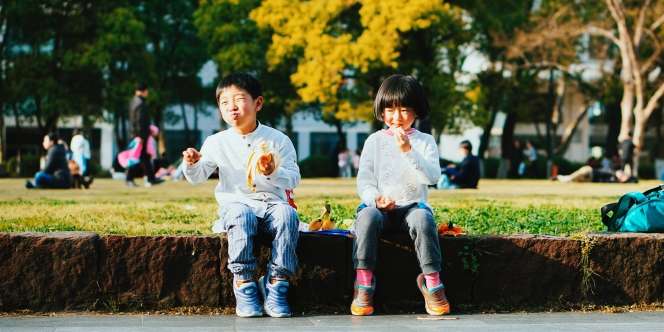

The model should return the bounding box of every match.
[33,172,56,188]
[436,174,458,190]
[218,202,299,280]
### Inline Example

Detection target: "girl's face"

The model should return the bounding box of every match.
[382,106,416,130]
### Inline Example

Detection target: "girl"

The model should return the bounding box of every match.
[351,74,449,316]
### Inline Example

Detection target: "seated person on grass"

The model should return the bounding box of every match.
[553,154,636,183]
[437,140,480,190]
[26,132,71,189]
[181,73,300,318]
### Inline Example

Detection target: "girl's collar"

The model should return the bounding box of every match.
[383,127,417,137]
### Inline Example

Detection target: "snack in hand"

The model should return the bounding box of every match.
[246,142,279,192]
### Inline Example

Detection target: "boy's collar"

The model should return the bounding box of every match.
[232,121,262,137]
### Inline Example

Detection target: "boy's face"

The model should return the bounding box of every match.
[218,85,263,133]
[382,106,416,130]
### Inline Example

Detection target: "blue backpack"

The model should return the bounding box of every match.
[601,184,664,232]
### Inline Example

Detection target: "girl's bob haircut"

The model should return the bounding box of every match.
[373,74,430,121]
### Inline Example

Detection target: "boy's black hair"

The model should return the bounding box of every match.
[373,74,430,120]
[216,72,263,103]
[136,82,148,92]
[459,140,472,152]
[45,132,59,143]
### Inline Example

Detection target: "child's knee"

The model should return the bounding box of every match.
[224,204,257,227]
[355,207,382,230]
[271,204,299,230]
[408,209,436,232]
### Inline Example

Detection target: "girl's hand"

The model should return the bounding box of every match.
[394,127,411,152]
[257,152,276,175]
[375,195,396,211]
[182,148,201,165]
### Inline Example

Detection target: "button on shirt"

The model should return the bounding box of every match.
[357,129,441,208]
[184,124,300,221]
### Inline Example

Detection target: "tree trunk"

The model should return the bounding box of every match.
[555,104,589,156]
[120,109,128,148]
[0,111,5,163]
[544,69,556,176]
[12,104,21,131]
[651,108,662,161]
[179,103,191,146]
[334,120,346,151]
[605,101,621,158]
[478,106,498,159]
[632,112,647,178]
[193,103,200,146]
[498,111,516,179]
[284,113,294,139]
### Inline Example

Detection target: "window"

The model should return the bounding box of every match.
[310,132,339,157]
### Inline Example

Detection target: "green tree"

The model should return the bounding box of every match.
[194,0,299,134]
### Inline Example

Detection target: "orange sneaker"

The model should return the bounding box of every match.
[416,273,450,315]
[350,279,375,316]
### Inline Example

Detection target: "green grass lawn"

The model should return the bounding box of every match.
[0,178,660,236]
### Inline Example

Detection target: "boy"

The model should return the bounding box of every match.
[182,73,300,318]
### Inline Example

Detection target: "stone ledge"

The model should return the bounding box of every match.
[1,232,662,313]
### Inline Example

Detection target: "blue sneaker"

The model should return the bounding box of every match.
[259,276,292,318]
[233,279,263,317]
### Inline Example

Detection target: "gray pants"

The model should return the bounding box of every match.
[352,203,442,274]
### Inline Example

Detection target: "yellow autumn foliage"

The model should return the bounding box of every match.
[251,0,451,120]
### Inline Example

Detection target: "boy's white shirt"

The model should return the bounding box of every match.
[184,123,300,232]
[357,129,441,208]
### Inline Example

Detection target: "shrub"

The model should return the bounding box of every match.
[299,154,338,178]
[5,154,40,177]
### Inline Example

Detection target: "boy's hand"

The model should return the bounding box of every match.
[182,148,201,166]
[375,195,396,211]
[257,152,275,175]
[394,127,411,153]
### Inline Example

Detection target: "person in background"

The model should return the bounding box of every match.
[553,149,636,183]
[619,133,635,177]
[121,125,162,187]
[26,133,71,189]
[70,129,93,188]
[520,140,538,177]
[338,147,352,178]
[508,139,523,178]
[437,140,480,189]
[126,82,162,187]
[352,149,361,177]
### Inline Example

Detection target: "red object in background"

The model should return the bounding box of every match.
[285,189,297,210]
[438,222,465,237]
[551,164,559,178]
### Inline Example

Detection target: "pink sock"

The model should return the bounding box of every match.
[356,269,373,286]
[424,272,442,289]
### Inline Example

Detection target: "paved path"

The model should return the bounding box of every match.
[2,312,664,331]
